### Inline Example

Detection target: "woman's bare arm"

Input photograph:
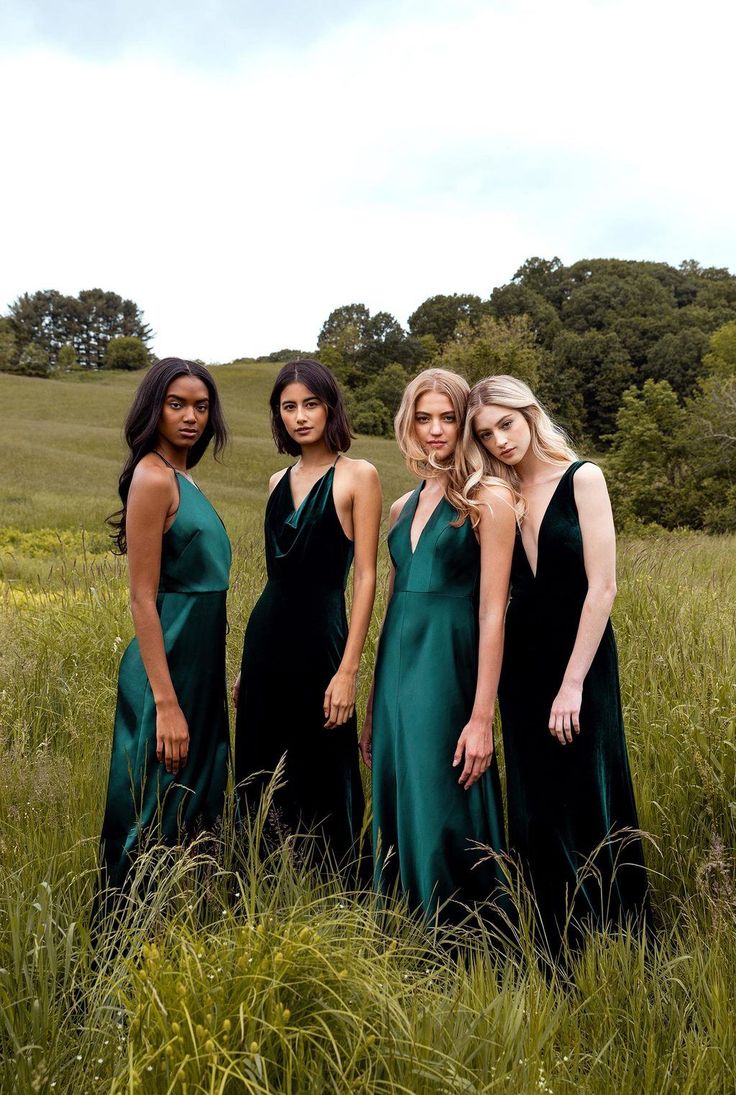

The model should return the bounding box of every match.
[453,485,516,789]
[548,463,617,745]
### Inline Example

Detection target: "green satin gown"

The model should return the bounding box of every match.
[499,461,649,953]
[99,463,231,897]
[235,460,365,869]
[371,484,507,924]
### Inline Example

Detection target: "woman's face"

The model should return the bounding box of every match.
[158,376,210,450]
[279,382,328,447]
[413,390,459,462]
[473,403,532,466]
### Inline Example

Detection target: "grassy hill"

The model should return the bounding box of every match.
[0,364,413,539]
[1,364,735,1094]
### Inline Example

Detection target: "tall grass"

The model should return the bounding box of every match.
[1,368,734,1092]
[1,532,734,1093]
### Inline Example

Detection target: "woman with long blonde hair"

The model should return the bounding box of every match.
[463,375,649,955]
[360,368,515,924]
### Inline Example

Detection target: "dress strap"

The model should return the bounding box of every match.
[152,450,178,473]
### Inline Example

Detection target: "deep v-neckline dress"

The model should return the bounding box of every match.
[371,483,507,924]
[499,461,649,953]
[234,462,366,870]
[99,468,232,901]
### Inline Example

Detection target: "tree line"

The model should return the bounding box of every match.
[0,288,152,375]
[313,258,736,532]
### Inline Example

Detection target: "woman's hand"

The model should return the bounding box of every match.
[548,680,582,744]
[453,716,493,790]
[323,668,357,728]
[231,671,241,707]
[155,699,189,775]
[359,713,373,769]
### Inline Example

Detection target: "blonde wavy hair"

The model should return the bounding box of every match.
[460,375,577,521]
[394,368,475,522]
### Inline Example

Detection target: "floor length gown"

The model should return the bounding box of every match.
[499,460,649,953]
[99,462,231,902]
[235,460,365,869]
[371,483,507,924]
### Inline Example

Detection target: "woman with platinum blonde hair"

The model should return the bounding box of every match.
[464,374,649,956]
[361,368,514,925]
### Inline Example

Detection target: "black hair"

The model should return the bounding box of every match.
[269,359,353,457]
[108,357,229,553]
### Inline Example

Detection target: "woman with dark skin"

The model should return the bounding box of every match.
[97,357,230,911]
[233,359,381,871]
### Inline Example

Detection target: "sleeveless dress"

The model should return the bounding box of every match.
[499,460,649,953]
[99,464,232,898]
[371,483,507,924]
[234,461,365,869]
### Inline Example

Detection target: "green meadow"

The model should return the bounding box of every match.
[1,366,734,1094]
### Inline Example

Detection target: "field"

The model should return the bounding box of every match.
[1,365,735,1094]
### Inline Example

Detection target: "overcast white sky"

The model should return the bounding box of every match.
[1,0,735,360]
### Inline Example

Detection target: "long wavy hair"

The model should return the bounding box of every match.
[108,357,228,553]
[461,375,576,521]
[394,368,476,522]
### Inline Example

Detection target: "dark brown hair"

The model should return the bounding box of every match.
[269,359,353,456]
[108,357,229,553]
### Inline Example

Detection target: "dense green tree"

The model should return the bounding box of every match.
[537,352,585,442]
[438,315,541,388]
[408,294,486,345]
[361,363,410,419]
[0,318,18,373]
[550,330,634,442]
[9,288,151,369]
[488,282,562,345]
[105,336,150,371]
[644,328,708,395]
[57,343,79,371]
[702,321,736,378]
[349,396,392,436]
[605,380,696,528]
[16,342,53,378]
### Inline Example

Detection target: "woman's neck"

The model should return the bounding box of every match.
[296,440,335,469]
[155,438,189,472]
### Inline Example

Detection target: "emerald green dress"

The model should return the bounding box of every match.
[99,464,231,898]
[371,484,507,924]
[235,461,365,869]
[499,461,649,953]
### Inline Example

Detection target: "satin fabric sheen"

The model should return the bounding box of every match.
[371,483,507,923]
[99,472,231,896]
[234,462,366,868]
[499,460,649,952]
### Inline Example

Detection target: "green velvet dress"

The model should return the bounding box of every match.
[371,484,507,924]
[99,468,231,897]
[235,461,365,869]
[499,461,649,953]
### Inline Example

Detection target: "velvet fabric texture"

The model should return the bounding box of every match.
[235,461,366,869]
[499,460,649,953]
[99,471,231,898]
[371,483,507,924]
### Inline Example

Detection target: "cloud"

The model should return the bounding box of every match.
[1,0,734,359]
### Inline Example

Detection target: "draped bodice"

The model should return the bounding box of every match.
[159,474,231,593]
[264,463,354,591]
[388,482,479,599]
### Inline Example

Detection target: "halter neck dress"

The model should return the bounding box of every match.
[235,459,366,870]
[99,457,231,901]
[371,483,507,924]
[499,460,649,953]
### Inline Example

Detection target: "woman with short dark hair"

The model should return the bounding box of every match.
[233,359,381,871]
[98,357,231,913]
